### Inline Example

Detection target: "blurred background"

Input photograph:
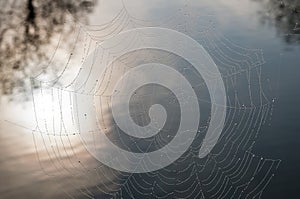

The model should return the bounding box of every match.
[0,0,299,198]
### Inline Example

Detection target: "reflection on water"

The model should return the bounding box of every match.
[0,0,96,95]
[0,98,119,198]
[255,0,300,44]
[0,0,299,198]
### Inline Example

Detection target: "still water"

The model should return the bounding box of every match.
[0,0,299,198]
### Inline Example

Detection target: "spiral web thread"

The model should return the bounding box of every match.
[30,2,281,199]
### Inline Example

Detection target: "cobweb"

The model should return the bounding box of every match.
[30,1,281,198]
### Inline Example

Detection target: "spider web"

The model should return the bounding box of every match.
[30,1,281,198]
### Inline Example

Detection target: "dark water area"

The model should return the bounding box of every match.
[0,0,299,198]
[217,1,300,198]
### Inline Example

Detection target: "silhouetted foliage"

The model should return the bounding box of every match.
[256,0,300,44]
[0,0,96,95]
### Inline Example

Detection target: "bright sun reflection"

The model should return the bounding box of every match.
[32,86,77,136]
